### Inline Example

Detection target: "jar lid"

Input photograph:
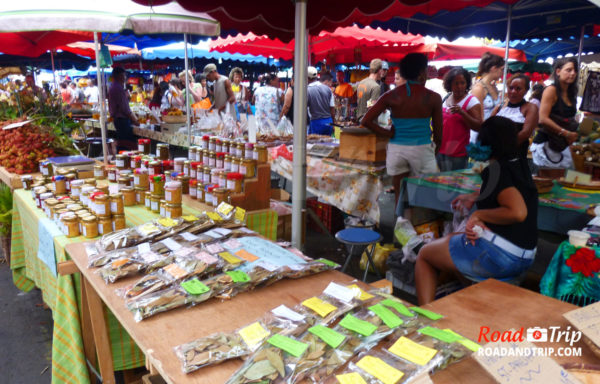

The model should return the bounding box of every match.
[209,150,216,155]
[209,137,216,142]
[190,179,198,186]
[165,203,182,208]
[160,199,166,204]
[245,143,254,149]
[94,164,104,169]
[165,181,182,189]
[109,193,123,199]
[134,168,147,175]
[214,188,227,193]
[149,160,160,165]
[226,172,244,180]
[119,170,132,176]
[153,175,165,182]
[133,156,142,161]
[21,175,33,180]
[70,179,84,186]
[191,161,202,167]
[202,135,210,140]
[82,216,98,222]
[215,138,222,144]
[216,152,226,158]
[138,139,151,144]
[134,187,148,192]
[53,175,66,181]
[33,186,47,193]
[145,191,152,196]
[207,185,217,192]
[176,175,190,182]
[113,214,125,218]
[121,186,134,192]
[62,215,78,222]
[211,168,224,175]
[157,143,168,147]
[174,157,187,163]
[40,192,54,199]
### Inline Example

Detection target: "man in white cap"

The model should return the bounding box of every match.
[306,66,335,135]
[203,63,235,116]
[379,61,390,94]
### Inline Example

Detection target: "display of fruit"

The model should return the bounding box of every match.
[578,118,600,144]
[0,120,61,174]
[571,143,600,163]
[164,107,183,116]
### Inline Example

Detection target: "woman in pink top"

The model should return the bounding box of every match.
[437,67,483,171]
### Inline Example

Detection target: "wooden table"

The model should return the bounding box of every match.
[66,238,597,384]
[0,167,40,190]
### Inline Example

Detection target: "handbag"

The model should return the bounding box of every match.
[540,113,578,152]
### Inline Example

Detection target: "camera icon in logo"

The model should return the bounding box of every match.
[527,327,548,342]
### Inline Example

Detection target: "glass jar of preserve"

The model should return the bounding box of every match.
[240,158,256,178]
[107,165,118,182]
[216,152,225,169]
[231,157,240,173]
[94,194,111,217]
[236,142,245,158]
[94,164,106,180]
[194,146,202,162]
[138,138,151,154]
[145,191,152,210]
[176,176,190,195]
[148,160,161,176]
[112,214,126,231]
[82,216,99,239]
[135,187,146,205]
[174,157,186,173]
[156,143,169,160]
[162,160,173,172]
[208,151,216,168]
[121,187,136,206]
[215,138,223,153]
[62,215,80,238]
[110,193,124,215]
[224,155,232,171]
[214,188,230,206]
[65,174,76,192]
[39,160,53,177]
[229,141,237,156]
[115,154,128,170]
[45,199,59,218]
[190,162,201,179]
[70,180,84,197]
[131,155,142,169]
[189,179,198,199]
[98,216,112,235]
[159,199,166,217]
[201,135,209,150]
[21,175,33,190]
[205,185,216,207]
[202,149,209,165]
[209,137,216,151]
[202,166,211,184]
[188,146,196,161]
[254,144,268,163]
[84,177,98,186]
[53,175,67,195]
[117,177,130,190]
[218,171,227,187]
[164,181,182,204]
[183,160,191,177]
[150,195,160,213]
[150,175,165,196]
[197,182,205,203]
[226,172,243,193]
[133,168,149,188]
[211,168,221,187]
[245,143,254,159]
[95,182,109,195]
[165,203,182,219]
[221,139,230,155]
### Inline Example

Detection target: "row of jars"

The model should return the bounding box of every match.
[191,141,268,164]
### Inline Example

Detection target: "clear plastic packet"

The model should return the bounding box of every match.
[374,292,428,335]
[333,307,396,354]
[97,257,148,284]
[175,304,311,373]
[338,350,422,384]
[283,258,341,279]
[295,282,361,325]
[88,245,141,268]
[213,264,281,300]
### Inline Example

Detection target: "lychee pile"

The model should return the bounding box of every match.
[0,121,56,174]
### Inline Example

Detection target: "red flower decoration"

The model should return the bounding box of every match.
[566,248,600,277]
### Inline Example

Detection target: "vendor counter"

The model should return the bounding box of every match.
[9,188,277,384]
[399,170,596,235]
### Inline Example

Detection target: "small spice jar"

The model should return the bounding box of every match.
[94,194,111,217]
[202,166,211,184]
[65,174,76,192]
[164,181,182,204]
[44,198,59,218]
[174,157,186,173]
[176,175,190,195]
[165,203,182,219]
[214,138,221,153]
[218,171,227,187]
[156,143,169,160]
[228,141,237,156]
[110,193,124,215]
[121,187,136,206]
[94,165,106,180]
[240,158,256,178]
[53,175,67,195]
[39,160,53,177]
[84,177,98,186]
[188,146,196,161]
[135,187,146,205]
[214,187,230,206]
[98,216,112,235]
[138,138,151,154]
[202,149,209,165]
[190,162,201,179]
[62,214,80,238]
[254,144,268,163]
[245,143,254,159]
[215,152,225,169]
[148,161,161,176]
[208,151,216,168]
[226,172,244,193]
[197,182,205,203]
[211,168,221,186]
[95,182,109,195]
[150,195,160,213]
[236,142,245,158]
[57,209,70,224]
[112,214,126,231]
[21,175,33,190]
[231,157,240,173]
[209,137,216,151]
[82,216,99,239]
[145,191,152,210]
[131,155,142,170]
[221,139,230,154]
[162,160,173,172]
[133,168,149,188]
[115,154,128,170]
[201,135,210,150]
[70,180,84,197]
[194,146,202,162]
[150,175,165,196]
[224,155,232,171]
[189,179,198,199]
[206,185,216,207]
[159,200,166,217]
[107,165,118,182]
[183,160,191,177]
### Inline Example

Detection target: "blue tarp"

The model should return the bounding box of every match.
[494,37,600,61]
[141,42,269,63]
[368,0,600,41]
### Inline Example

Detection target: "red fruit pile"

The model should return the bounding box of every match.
[0,123,56,174]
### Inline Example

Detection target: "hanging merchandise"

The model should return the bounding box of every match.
[99,44,113,68]
[581,71,600,114]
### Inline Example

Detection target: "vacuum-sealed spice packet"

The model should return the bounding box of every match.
[336,350,422,384]
[296,282,361,325]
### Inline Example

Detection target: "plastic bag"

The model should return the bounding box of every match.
[339,350,422,384]
[271,144,293,161]
[393,217,417,247]
[333,306,396,354]
[276,116,294,136]
[296,282,361,325]
[359,243,395,273]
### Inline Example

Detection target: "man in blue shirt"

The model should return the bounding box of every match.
[306,67,335,136]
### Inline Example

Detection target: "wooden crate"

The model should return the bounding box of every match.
[339,131,388,162]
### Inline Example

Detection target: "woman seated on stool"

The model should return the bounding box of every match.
[415,116,538,305]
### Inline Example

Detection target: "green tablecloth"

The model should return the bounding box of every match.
[400,170,597,235]
[9,188,277,384]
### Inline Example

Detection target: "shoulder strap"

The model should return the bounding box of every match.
[462,95,475,110]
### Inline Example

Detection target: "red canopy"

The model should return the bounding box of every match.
[58,42,140,59]
[133,0,520,42]
[0,31,93,57]
[210,26,425,62]
[433,43,526,62]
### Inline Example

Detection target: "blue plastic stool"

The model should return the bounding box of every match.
[335,228,382,282]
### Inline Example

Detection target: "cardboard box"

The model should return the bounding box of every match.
[271,188,291,202]
[339,131,388,162]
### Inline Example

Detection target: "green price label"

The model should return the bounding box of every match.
[369,304,403,329]
[180,279,210,295]
[308,325,346,348]
[315,258,340,268]
[225,270,251,283]
[381,299,414,317]
[418,327,461,343]
[410,307,443,320]
[339,314,378,337]
[267,334,308,358]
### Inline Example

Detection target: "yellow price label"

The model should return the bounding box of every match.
[356,356,404,384]
[238,322,270,348]
[347,284,374,301]
[206,211,222,221]
[157,218,178,227]
[235,207,246,222]
[388,336,438,366]
[302,297,337,318]
[219,251,243,264]
[181,215,197,222]
[336,372,368,384]
[217,202,235,216]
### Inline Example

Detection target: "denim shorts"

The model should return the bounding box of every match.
[448,234,534,282]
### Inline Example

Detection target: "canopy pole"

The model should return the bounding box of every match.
[184,33,192,147]
[292,0,308,249]
[94,32,109,165]
[500,4,512,101]
[50,50,58,95]
[577,25,585,67]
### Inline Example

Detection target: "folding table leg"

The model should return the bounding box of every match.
[80,278,98,383]
[363,243,382,282]
[83,276,116,384]
[341,244,354,273]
